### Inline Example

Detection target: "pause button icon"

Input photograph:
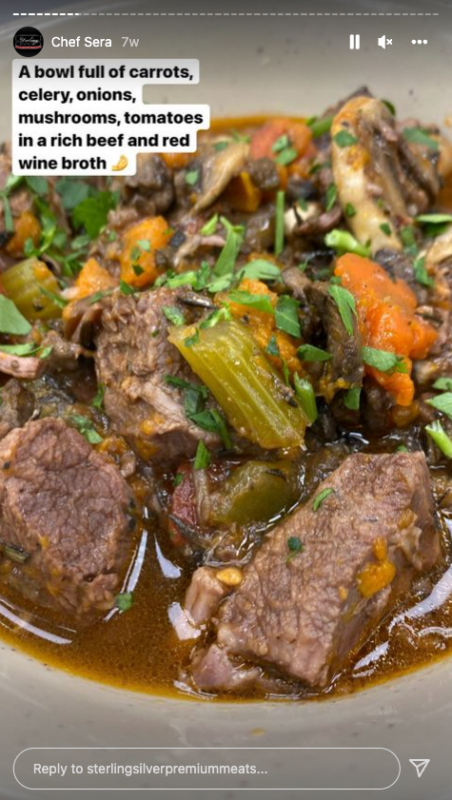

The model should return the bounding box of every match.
[350,34,361,49]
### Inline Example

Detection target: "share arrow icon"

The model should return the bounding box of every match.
[409,759,430,778]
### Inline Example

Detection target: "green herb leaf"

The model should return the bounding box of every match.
[213,220,243,277]
[25,176,48,196]
[328,284,357,336]
[325,229,371,258]
[396,444,408,453]
[185,170,200,186]
[345,203,356,217]
[199,306,232,330]
[55,178,91,210]
[293,373,317,424]
[40,286,68,309]
[92,383,106,410]
[307,116,333,138]
[266,333,280,357]
[213,141,229,152]
[400,225,418,256]
[344,387,361,410]
[362,346,408,374]
[72,190,119,239]
[115,592,134,612]
[0,342,38,356]
[425,420,452,458]
[0,295,32,335]
[274,190,285,257]
[286,535,303,562]
[415,213,452,225]
[297,344,332,362]
[413,256,434,288]
[380,222,392,236]
[333,130,358,148]
[381,99,396,116]
[313,487,335,512]
[200,213,219,236]
[325,183,337,212]
[173,473,184,487]
[272,134,290,153]
[119,280,137,296]
[427,392,452,420]
[228,290,274,314]
[39,345,53,360]
[194,440,211,470]
[433,377,452,391]
[403,127,439,151]
[184,330,200,348]
[275,295,301,338]
[69,414,103,445]
[239,259,281,282]
[275,146,298,166]
[163,306,185,327]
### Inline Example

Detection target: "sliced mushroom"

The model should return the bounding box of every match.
[331,97,446,255]
[193,142,249,213]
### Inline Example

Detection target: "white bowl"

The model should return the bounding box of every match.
[1,2,452,798]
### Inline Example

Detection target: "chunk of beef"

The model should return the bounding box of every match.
[191,452,439,691]
[0,379,35,439]
[95,288,219,463]
[0,417,134,615]
[283,270,363,393]
[111,154,174,217]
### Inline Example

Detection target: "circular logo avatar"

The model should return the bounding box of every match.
[14,26,44,57]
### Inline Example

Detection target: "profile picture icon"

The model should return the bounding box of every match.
[14,26,44,57]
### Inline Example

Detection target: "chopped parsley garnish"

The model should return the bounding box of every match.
[274,146,298,166]
[426,392,452,420]
[274,190,285,257]
[413,256,434,288]
[272,134,290,153]
[213,141,229,152]
[293,373,317,424]
[381,99,396,116]
[165,375,231,449]
[344,387,361,410]
[325,229,371,258]
[72,190,119,239]
[185,169,200,186]
[403,127,439,151]
[213,218,243,277]
[425,420,452,458]
[119,280,137,295]
[307,115,333,138]
[275,295,301,338]
[328,284,357,336]
[40,286,68,309]
[313,487,335,512]
[0,175,25,232]
[228,290,274,314]
[184,330,200,348]
[163,306,185,327]
[433,377,452,392]
[345,203,356,217]
[239,259,281,282]
[0,342,39,357]
[173,472,184,488]
[199,306,232,330]
[325,183,337,212]
[297,344,332,362]
[286,536,303,561]
[333,130,358,148]
[55,178,91,210]
[200,213,219,236]
[362,346,408,374]
[92,383,106,411]
[115,592,134,612]
[380,222,392,236]
[0,295,31,335]
[400,225,418,256]
[69,414,103,445]
[194,440,211,470]
[266,334,280,357]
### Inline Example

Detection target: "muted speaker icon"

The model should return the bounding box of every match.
[378,35,393,49]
